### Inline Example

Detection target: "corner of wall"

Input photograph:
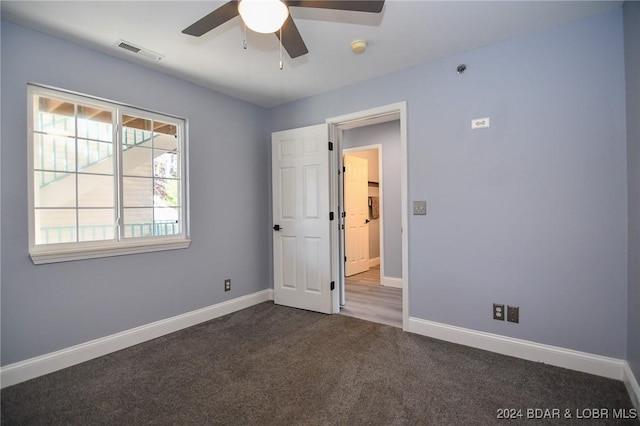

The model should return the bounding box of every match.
[624,362,640,411]
[624,0,640,395]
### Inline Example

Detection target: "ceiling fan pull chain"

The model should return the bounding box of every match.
[243,23,248,50]
[279,28,284,70]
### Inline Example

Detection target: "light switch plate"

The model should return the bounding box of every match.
[413,201,427,215]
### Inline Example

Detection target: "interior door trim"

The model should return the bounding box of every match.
[326,102,408,330]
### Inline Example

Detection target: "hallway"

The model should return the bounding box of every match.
[340,266,402,328]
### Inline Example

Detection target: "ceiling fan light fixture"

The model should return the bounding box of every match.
[238,0,289,34]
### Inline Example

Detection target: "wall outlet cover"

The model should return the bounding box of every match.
[493,303,505,321]
[413,201,427,215]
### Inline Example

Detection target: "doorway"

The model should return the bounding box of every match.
[327,102,408,330]
[341,145,402,328]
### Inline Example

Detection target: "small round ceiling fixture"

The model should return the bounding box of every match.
[351,39,368,54]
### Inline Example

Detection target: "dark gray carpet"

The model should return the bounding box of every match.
[1,302,636,425]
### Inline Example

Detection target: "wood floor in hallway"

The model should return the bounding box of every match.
[339,265,402,328]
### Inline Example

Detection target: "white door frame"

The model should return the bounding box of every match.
[326,102,409,330]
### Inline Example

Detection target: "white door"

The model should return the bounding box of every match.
[272,124,333,314]
[344,154,370,276]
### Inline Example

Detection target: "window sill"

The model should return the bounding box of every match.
[29,239,191,264]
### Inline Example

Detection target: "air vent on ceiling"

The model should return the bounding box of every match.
[114,40,164,62]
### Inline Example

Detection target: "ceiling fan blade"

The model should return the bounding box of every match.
[285,1,384,13]
[182,1,239,37]
[276,15,308,59]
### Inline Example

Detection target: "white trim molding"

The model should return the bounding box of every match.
[1,289,274,388]
[382,276,403,288]
[369,257,380,267]
[407,316,625,380]
[30,239,191,264]
[326,101,409,332]
[624,362,640,411]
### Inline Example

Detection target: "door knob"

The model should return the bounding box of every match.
[365,219,370,224]
[273,224,282,231]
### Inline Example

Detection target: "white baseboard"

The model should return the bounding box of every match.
[0,289,274,389]
[369,257,380,267]
[382,276,402,288]
[624,362,640,411]
[2,292,634,407]
[407,316,624,380]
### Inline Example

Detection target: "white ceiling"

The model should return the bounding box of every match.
[1,0,621,108]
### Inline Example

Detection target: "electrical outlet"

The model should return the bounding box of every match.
[507,306,519,323]
[413,201,427,215]
[493,303,505,321]
[224,279,231,292]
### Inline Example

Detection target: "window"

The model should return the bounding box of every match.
[28,85,190,264]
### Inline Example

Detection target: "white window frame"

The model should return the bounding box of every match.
[27,84,190,264]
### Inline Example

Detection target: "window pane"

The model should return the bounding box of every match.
[35,208,76,244]
[76,139,113,171]
[33,134,76,172]
[123,208,153,238]
[123,115,152,150]
[78,106,113,142]
[122,127,153,150]
[154,120,177,136]
[78,174,114,208]
[35,97,75,137]
[154,178,180,207]
[153,132,178,152]
[78,209,115,242]
[123,114,152,131]
[123,177,153,207]
[34,172,76,208]
[154,208,181,236]
[154,151,179,179]
[123,145,153,177]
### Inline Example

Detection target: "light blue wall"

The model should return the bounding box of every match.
[1,6,632,366]
[1,22,271,365]
[343,121,402,278]
[624,1,640,381]
[269,9,628,358]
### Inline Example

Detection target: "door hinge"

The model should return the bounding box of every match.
[343,166,346,173]
[344,256,347,263]
[328,141,334,151]
[330,281,335,291]
[341,211,346,218]
[329,212,334,221]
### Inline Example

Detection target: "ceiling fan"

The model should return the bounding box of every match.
[182,0,385,59]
